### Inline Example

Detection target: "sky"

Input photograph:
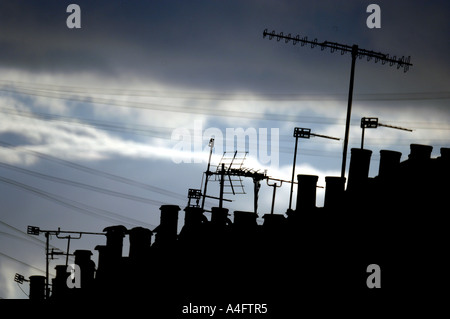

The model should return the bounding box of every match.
[0,0,449,299]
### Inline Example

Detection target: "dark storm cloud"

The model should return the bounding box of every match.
[2,0,448,95]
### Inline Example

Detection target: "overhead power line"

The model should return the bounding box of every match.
[0,140,187,201]
[2,84,449,127]
[2,106,450,138]
[0,175,154,228]
[0,220,58,250]
[0,161,169,207]
[0,251,47,276]
[1,80,449,101]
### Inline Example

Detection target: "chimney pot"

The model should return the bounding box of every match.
[184,206,205,227]
[29,275,46,300]
[378,150,402,178]
[324,176,346,209]
[409,144,433,161]
[211,207,229,227]
[347,148,372,191]
[155,205,180,246]
[129,227,152,259]
[102,225,127,260]
[233,211,258,228]
[440,147,450,161]
[296,174,319,212]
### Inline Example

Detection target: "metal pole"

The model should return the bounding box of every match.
[253,180,260,214]
[361,126,365,149]
[65,236,71,266]
[289,135,299,210]
[268,180,282,215]
[201,139,214,210]
[341,45,358,179]
[271,186,276,214]
[219,163,225,209]
[45,232,49,299]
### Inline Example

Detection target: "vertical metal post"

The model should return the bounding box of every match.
[65,236,71,266]
[341,45,358,179]
[361,126,365,149]
[253,180,260,214]
[219,163,225,208]
[45,232,49,299]
[268,180,282,215]
[201,138,214,210]
[289,135,299,210]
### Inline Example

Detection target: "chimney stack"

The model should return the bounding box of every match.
[378,150,402,178]
[103,225,127,260]
[129,227,152,260]
[440,147,450,161]
[73,249,95,291]
[154,205,180,247]
[29,275,46,300]
[409,144,433,162]
[347,148,372,191]
[95,226,127,282]
[296,174,318,212]
[233,211,258,229]
[52,265,70,299]
[184,206,206,228]
[324,176,346,209]
[211,207,230,228]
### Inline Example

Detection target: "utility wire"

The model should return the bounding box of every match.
[0,176,154,228]
[0,251,47,275]
[6,85,448,125]
[1,80,449,101]
[0,161,169,207]
[0,220,58,249]
[0,140,187,201]
[0,231,48,249]
[2,107,449,150]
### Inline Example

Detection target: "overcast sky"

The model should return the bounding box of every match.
[0,0,449,299]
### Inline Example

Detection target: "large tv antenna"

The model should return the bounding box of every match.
[263,29,413,180]
[196,139,268,214]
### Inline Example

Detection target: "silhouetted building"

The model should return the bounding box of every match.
[20,143,449,314]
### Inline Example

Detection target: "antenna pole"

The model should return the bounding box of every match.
[219,163,225,209]
[361,125,366,149]
[201,138,214,210]
[341,45,357,178]
[267,180,283,214]
[45,231,49,299]
[289,134,299,210]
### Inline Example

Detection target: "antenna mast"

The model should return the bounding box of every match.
[263,29,413,179]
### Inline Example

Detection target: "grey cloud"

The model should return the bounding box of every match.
[3,1,447,95]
